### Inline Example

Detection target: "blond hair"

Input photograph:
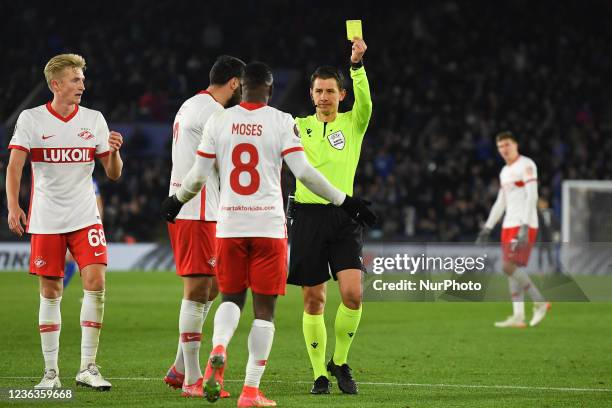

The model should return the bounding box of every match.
[43,54,86,90]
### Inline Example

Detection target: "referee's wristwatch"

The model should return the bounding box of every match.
[351,60,363,69]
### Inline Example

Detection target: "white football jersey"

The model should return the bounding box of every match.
[197,102,303,238]
[169,91,222,221]
[500,155,539,228]
[9,103,110,234]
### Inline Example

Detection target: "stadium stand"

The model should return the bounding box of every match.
[1,1,611,241]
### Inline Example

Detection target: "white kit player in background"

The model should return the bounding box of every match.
[5,54,123,390]
[161,62,375,406]
[477,131,550,328]
[163,55,245,399]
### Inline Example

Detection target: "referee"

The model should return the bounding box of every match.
[288,37,373,395]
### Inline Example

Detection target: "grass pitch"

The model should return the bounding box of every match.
[0,271,611,407]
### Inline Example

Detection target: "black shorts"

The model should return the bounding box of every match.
[287,203,365,287]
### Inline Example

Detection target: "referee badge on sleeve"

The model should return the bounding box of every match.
[327,130,345,150]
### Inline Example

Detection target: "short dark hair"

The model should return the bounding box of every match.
[496,131,518,143]
[242,61,273,89]
[310,65,344,89]
[209,55,246,85]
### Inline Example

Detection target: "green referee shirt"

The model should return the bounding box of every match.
[295,66,372,204]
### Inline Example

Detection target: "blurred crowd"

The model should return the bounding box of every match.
[1,1,611,242]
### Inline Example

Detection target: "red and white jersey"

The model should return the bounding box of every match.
[8,103,110,234]
[500,155,538,228]
[197,102,303,238]
[169,91,222,221]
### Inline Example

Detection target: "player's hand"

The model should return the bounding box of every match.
[7,206,27,237]
[475,227,492,244]
[516,224,529,247]
[161,194,184,223]
[340,195,377,227]
[351,37,367,63]
[108,131,123,153]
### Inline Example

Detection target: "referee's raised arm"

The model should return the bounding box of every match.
[349,38,372,136]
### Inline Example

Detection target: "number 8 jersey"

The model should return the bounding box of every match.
[196,102,303,238]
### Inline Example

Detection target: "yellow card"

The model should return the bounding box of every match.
[346,20,363,41]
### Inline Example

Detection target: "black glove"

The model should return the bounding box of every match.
[516,224,529,247]
[286,194,296,220]
[161,194,184,223]
[340,195,377,228]
[475,227,492,244]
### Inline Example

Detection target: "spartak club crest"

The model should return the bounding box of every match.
[34,256,46,268]
[78,129,94,140]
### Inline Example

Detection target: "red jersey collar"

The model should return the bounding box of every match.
[198,90,219,103]
[46,102,79,122]
[239,102,267,110]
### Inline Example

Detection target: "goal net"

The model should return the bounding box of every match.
[562,180,612,242]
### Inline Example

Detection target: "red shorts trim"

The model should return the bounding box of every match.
[501,227,538,267]
[30,224,108,277]
[216,237,287,296]
[168,220,217,276]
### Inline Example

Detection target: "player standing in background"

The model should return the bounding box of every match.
[64,179,103,288]
[5,54,123,390]
[287,38,372,395]
[163,55,245,398]
[477,131,550,327]
[161,61,375,406]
